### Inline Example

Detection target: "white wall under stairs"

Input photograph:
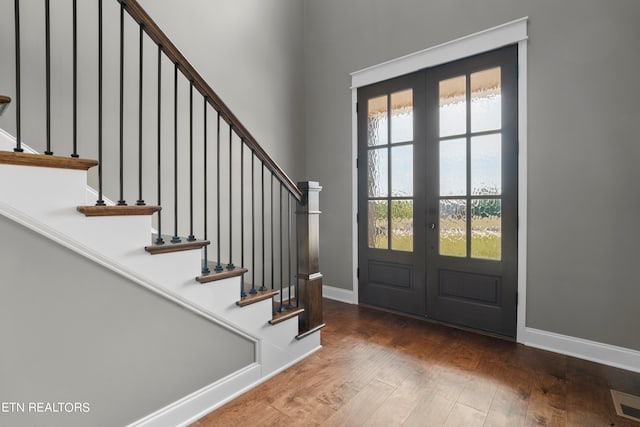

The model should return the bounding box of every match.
[0,130,321,426]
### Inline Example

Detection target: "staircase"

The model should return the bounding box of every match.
[0,1,323,425]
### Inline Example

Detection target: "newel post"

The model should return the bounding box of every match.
[296,181,325,335]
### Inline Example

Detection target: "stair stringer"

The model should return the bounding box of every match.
[0,148,321,426]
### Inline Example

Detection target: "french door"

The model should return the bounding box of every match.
[357,45,518,337]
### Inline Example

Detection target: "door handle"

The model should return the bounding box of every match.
[428,223,437,230]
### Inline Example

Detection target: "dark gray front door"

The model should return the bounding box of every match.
[358,45,518,337]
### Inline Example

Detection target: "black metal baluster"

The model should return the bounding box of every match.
[277,184,284,312]
[44,0,52,155]
[13,0,22,152]
[117,3,126,206]
[227,125,235,270]
[171,64,181,243]
[214,112,223,272]
[250,153,257,294]
[286,194,292,309]
[95,0,106,206]
[154,46,164,244]
[187,82,195,241]
[202,98,210,273]
[271,174,274,291]
[240,140,246,297]
[136,24,145,205]
[259,163,266,292]
[71,0,78,158]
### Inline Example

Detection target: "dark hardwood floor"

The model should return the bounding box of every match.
[193,299,640,426]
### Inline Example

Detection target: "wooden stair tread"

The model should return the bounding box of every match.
[197,264,248,284]
[269,302,304,325]
[77,205,161,217]
[0,95,10,104]
[296,323,326,340]
[145,235,209,255]
[0,151,98,170]
[237,288,279,307]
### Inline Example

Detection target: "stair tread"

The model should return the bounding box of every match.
[296,323,326,340]
[0,95,10,103]
[0,151,98,170]
[269,301,304,325]
[145,235,209,255]
[77,205,161,217]
[237,288,279,307]
[197,264,248,284]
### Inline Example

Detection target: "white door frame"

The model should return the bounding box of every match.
[349,18,529,341]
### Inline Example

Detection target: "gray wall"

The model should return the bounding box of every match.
[0,215,255,427]
[304,0,640,350]
[138,0,306,180]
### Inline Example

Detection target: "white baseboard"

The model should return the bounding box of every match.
[521,327,640,373]
[132,345,322,427]
[323,285,356,304]
[128,363,261,427]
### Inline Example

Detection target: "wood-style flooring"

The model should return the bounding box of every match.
[193,299,640,427]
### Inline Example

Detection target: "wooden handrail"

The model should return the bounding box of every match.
[118,0,303,202]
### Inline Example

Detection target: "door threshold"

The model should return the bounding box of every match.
[358,302,516,343]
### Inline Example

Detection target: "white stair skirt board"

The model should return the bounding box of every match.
[521,327,640,374]
[0,130,323,425]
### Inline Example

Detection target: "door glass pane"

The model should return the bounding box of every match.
[391,145,413,196]
[471,67,501,133]
[440,138,466,196]
[368,148,388,197]
[439,199,467,257]
[439,75,466,137]
[368,95,388,146]
[368,200,388,249]
[471,199,501,260]
[391,200,413,251]
[471,134,501,195]
[391,90,413,143]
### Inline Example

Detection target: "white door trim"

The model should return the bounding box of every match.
[350,18,529,338]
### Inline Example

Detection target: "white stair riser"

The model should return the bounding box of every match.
[0,165,88,212]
